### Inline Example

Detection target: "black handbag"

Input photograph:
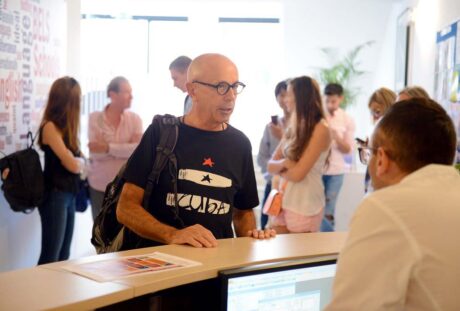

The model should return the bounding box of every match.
[75,178,90,212]
[0,131,44,213]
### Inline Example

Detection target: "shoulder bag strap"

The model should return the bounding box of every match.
[142,114,180,210]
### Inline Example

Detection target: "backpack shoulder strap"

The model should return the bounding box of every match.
[142,114,179,208]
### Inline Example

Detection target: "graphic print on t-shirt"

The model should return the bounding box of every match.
[202,174,212,183]
[168,155,233,215]
[202,157,215,167]
[166,193,230,215]
[178,169,232,188]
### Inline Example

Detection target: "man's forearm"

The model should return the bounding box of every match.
[118,202,177,244]
[233,209,257,237]
[117,183,177,244]
[109,142,139,158]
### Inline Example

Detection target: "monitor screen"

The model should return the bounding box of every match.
[219,259,336,311]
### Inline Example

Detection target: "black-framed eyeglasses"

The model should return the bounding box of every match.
[358,146,377,165]
[192,80,246,95]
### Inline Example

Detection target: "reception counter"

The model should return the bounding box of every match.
[0,232,347,310]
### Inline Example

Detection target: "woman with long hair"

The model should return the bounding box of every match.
[267,76,331,233]
[37,76,84,264]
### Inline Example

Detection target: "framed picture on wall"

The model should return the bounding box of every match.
[395,8,413,92]
[434,19,460,163]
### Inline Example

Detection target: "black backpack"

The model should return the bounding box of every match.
[0,131,44,213]
[91,114,183,254]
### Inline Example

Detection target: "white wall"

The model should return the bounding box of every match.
[282,0,400,140]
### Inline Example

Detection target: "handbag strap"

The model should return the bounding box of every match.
[279,178,288,193]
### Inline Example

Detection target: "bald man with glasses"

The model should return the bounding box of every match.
[117,53,276,250]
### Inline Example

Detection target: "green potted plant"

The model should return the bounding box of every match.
[317,41,374,108]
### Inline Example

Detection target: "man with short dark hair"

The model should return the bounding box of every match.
[322,83,355,231]
[117,53,276,249]
[325,98,460,310]
[169,56,192,114]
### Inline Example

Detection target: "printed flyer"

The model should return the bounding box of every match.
[63,252,201,282]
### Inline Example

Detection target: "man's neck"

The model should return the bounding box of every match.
[107,102,124,114]
[377,166,409,190]
[328,108,339,116]
[105,103,123,127]
[183,114,226,132]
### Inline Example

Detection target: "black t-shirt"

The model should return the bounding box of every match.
[123,120,259,245]
[42,145,80,194]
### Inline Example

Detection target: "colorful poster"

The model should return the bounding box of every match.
[435,20,460,162]
[63,252,202,282]
[0,0,66,154]
[435,21,457,103]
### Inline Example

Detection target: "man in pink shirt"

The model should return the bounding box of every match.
[322,83,355,231]
[87,76,143,220]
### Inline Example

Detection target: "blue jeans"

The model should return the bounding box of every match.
[260,182,272,229]
[38,190,76,264]
[321,174,344,232]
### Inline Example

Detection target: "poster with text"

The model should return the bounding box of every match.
[0,0,66,155]
[435,19,460,162]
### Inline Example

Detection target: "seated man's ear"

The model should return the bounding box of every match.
[375,147,391,177]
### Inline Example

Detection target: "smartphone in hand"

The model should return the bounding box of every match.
[271,115,279,125]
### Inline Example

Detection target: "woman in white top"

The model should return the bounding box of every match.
[268,76,331,233]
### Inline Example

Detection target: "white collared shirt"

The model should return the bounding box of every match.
[325,164,460,311]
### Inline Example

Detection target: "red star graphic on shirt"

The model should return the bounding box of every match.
[202,157,215,167]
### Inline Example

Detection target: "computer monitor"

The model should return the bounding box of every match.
[219,258,337,311]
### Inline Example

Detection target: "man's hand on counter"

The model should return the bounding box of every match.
[169,224,218,248]
[247,228,277,239]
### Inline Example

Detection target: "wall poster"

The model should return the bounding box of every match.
[0,0,66,155]
[435,19,460,162]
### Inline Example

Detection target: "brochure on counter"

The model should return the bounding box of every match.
[63,252,202,282]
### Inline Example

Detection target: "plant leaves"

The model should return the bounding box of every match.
[317,41,375,108]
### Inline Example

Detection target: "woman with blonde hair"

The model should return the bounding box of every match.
[37,76,84,264]
[267,76,331,233]
[397,85,429,101]
[368,87,397,124]
[360,87,397,193]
